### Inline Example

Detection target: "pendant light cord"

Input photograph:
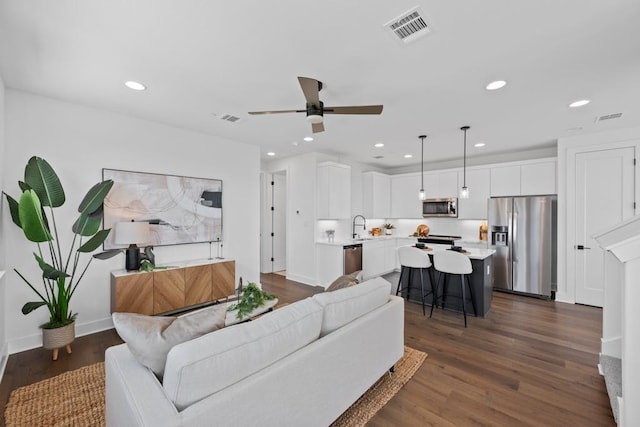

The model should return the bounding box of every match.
[463,129,466,187]
[421,136,424,190]
[419,135,426,196]
[461,126,470,188]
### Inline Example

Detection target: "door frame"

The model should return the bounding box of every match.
[559,136,639,303]
[259,170,287,274]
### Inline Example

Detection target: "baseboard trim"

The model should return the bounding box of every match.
[553,291,575,304]
[286,273,316,286]
[0,341,9,384]
[601,336,622,359]
[8,317,114,355]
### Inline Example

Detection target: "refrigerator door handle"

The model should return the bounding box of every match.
[511,203,517,263]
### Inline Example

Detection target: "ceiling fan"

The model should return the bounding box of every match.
[248,77,383,133]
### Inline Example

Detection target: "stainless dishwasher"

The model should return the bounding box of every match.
[343,244,363,275]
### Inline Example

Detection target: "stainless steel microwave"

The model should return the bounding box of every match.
[422,198,458,217]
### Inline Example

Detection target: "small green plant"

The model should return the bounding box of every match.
[382,223,395,229]
[227,282,276,320]
[139,259,173,272]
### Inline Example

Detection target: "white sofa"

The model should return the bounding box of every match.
[105,277,405,426]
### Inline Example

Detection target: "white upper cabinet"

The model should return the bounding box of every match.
[317,162,351,219]
[520,161,557,195]
[424,171,458,199]
[458,168,491,219]
[490,160,557,197]
[362,172,391,218]
[390,173,422,218]
[490,165,521,196]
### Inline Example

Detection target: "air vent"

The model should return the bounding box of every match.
[384,7,431,44]
[220,114,241,123]
[373,155,384,159]
[595,113,623,123]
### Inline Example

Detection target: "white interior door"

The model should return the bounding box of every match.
[574,147,635,306]
[272,172,287,272]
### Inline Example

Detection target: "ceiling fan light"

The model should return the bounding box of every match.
[307,114,323,124]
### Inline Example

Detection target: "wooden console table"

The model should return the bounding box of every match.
[111,259,235,315]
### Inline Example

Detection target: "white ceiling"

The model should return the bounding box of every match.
[1,0,639,171]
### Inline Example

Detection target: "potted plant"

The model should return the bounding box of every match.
[3,156,120,360]
[382,223,395,235]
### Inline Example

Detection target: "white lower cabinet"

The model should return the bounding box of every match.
[316,244,344,288]
[362,239,398,280]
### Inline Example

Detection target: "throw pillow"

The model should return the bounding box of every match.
[112,304,226,378]
[326,270,362,292]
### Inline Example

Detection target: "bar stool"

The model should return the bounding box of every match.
[396,246,436,315]
[432,250,477,327]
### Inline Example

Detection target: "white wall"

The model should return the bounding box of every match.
[0,74,8,374]
[557,126,640,303]
[263,153,318,285]
[2,90,261,353]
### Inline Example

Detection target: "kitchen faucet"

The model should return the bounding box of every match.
[352,215,367,238]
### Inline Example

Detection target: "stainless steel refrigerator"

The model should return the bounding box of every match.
[488,195,557,298]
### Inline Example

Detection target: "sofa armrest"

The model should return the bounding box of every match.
[105,344,180,427]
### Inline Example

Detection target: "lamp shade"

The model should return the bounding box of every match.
[114,221,150,245]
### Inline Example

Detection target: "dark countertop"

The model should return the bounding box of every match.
[418,234,462,245]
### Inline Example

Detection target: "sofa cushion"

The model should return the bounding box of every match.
[163,297,323,411]
[313,276,391,336]
[112,304,226,378]
[326,270,363,292]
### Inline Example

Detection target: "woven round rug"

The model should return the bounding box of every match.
[4,346,426,427]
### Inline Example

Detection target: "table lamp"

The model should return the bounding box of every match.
[115,221,151,271]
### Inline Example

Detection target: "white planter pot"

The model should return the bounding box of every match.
[42,321,75,360]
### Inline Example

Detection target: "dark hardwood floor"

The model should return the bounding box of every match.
[0,274,613,426]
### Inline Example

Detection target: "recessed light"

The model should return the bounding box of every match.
[404,154,413,159]
[485,80,507,90]
[474,142,486,148]
[303,136,314,142]
[267,152,275,156]
[569,99,590,108]
[125,81,146,91]
[374,143,384,148]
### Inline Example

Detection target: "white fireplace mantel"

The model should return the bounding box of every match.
[594,214,640,427]
[594,214,640,263]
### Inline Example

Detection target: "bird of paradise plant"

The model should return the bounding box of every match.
[3,156,120,329]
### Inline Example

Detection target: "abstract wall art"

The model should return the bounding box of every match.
[103,168,223,249]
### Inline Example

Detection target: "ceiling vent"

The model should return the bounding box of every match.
[220,114,241,123]
[384,7,431,44]
[595,113,623,123]
[373,155,384,159]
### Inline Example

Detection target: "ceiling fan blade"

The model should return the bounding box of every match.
[298,77,321,105]
[312,122,325,133]
[323,105,383,115]
[248,109,304,115]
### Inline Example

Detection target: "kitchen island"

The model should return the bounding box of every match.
[398,246,495,317]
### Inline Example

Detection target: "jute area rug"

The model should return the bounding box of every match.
[5,346,426,427]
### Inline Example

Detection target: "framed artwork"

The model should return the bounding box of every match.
[102,168,223,249]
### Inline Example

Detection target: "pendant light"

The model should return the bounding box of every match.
[460,126,470,199]
[418,135,427,200]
